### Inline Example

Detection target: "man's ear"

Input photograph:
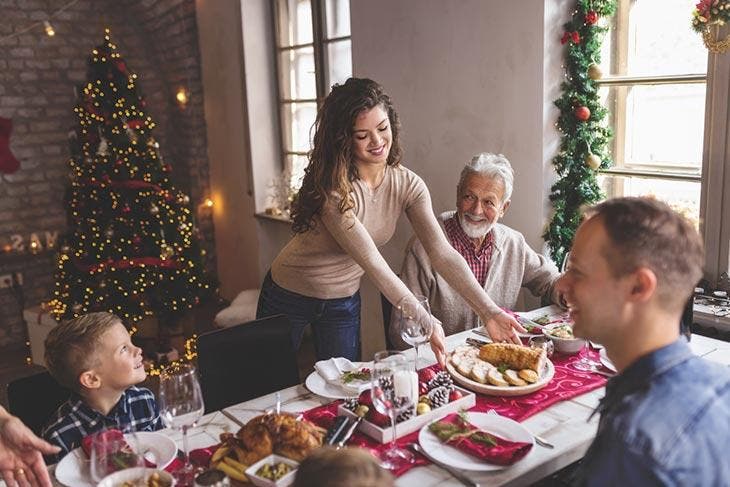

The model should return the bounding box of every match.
[500,200,510,217]
[79,370,101,390]
[627,267,657,303]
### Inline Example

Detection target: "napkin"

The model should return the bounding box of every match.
[314,358,369,394]
[428,414,533,466]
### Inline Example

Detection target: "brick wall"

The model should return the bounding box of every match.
[0,0,215,351]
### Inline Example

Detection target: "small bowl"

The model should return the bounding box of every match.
[97,467,175,487]
[245,454,299,487]
[543,323,585,354]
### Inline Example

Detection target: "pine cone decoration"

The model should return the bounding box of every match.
[427,371,454,392]
[342,397,359,412]
[396,408,414,423]
[378,376,394,392]
[428,386,449,409]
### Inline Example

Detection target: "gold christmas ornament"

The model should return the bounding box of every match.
[587,64,603,80]
[585,153,602,170]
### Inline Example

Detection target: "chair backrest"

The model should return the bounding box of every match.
[7,370,70,436]
[196,314,300,412]
[381,293,395,350]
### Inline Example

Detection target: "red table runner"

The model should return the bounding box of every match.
[303,348,607,477]
[174,349,607,479]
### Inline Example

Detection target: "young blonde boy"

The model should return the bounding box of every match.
[42,312,161,463]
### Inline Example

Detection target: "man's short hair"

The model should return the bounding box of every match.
[44,312,123,392]
[458,152,514,203]
[293,447,394,487]
[587,197,704,310]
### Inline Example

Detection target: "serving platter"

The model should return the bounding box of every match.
[446,353,554,397]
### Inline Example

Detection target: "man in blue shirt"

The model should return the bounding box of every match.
[556,197,730,486]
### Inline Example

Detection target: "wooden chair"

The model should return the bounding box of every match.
[7,370,70,435]
[196,314,300,412]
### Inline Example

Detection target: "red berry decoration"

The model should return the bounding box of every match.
[585,10,598,25]
[449,389,463,402]
[574,106,591,121]
[418,368,438,383]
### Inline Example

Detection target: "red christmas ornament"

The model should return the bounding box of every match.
[574,106,591,121]
[115,60,128,74]
[0,117,21,174]
[122,204,131,214]
[585,10,598,25]
[126,119,144,129]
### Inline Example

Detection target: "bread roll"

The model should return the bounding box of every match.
[479,343,546,372]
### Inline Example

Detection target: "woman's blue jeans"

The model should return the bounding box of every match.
[256,271,361,361]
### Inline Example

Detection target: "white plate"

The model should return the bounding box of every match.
[446,353,555,397]
[418,412,534,471]
[304,362,371,399]
[599,348,617,373]
[55,431,177,487]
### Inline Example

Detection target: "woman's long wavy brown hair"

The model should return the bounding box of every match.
[291,78,403,233]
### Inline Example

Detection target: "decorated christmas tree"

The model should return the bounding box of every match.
[51,30,211,332]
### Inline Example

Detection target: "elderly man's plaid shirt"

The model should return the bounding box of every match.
[42,386,162,464]
[443,214,495,286]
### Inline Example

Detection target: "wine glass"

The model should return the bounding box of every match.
[89,428,143,482]
[396,294,432,369]
[371,351,417,470]
[572,340,603,372]
[158,363,205,486]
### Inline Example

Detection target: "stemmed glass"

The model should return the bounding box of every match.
[396,294,433,369]
[89,428,143,482]
[562,251,603,372]
[371,351,417,470]
[158,363,205,486]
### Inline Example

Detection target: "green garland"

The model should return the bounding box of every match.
[544,0,617,269]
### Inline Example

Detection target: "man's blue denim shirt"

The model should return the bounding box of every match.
[579,339,730,486]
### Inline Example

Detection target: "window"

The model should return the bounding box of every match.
[273,0,352,189]
[598,0,707,228]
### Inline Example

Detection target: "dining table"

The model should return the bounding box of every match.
[21,305,730,487]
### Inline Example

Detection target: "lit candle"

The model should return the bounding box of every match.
[393,370,418,415]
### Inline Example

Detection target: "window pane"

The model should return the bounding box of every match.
[599,175,700,228]
[600,83,705,168]
[281,102,317,152]
[279,47,316,100]
[277,0,313,47]
[601,0,707,77]
[287,154,309,190]
[326,39,352,89]
[325,0,351,38]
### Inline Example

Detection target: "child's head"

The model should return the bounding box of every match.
[293,447,394,487]
[45,312,146,394]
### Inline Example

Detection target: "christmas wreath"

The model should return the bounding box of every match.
[692,0,730,53]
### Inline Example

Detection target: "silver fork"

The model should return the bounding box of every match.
[487,410,554,449]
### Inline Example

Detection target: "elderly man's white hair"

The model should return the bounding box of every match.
[457,152,514,203]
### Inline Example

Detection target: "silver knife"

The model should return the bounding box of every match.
[221,409,246,428]
[335,416,363,449]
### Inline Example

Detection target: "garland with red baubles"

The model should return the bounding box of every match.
[544,0,617,269]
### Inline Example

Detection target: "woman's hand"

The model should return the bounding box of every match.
[0,412,60,487]
[428,322,446,367]
[485,311,525,345]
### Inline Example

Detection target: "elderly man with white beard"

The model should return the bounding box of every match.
[391,153,563,343]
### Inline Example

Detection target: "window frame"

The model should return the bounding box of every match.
[598,0,729,284]
[598,1,706,186]
[271,0,352,181]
